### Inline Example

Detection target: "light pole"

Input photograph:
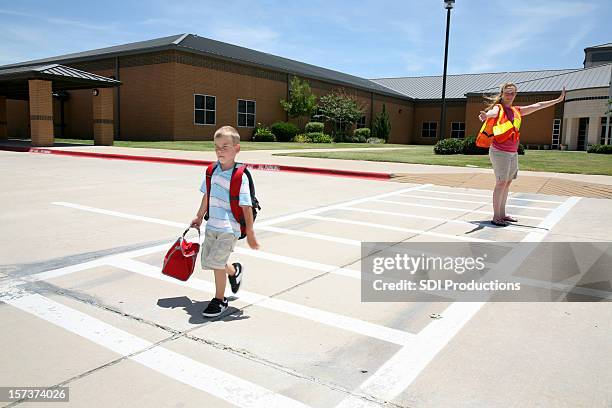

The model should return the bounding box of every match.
[439,0,454,141]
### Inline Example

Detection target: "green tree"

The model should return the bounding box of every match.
[318,89,364,139]
[280,76,317,129]
[372,104,391,141]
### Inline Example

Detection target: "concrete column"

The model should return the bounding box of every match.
[587,115,601,146]
[563,118,577,150]
[92,87,114,146]
[28,79,54,147]
[0,96,7,141]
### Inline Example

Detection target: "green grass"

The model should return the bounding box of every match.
[52,139,612,176]
[54,138,404,151]
[276,145,612,176]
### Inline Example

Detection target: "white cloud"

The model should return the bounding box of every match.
[0,8,116,31]
[562,26,593,56]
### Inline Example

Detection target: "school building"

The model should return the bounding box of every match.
[0,34,610,150]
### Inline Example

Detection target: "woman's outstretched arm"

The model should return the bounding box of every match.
[478,105,500,122]
[519,87,566,117]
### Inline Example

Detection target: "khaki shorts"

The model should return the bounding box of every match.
[201,229,238,270]
[489,145,518,181]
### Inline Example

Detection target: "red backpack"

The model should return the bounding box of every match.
[204,162,260,239]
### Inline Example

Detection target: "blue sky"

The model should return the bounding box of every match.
[1,0,610,78]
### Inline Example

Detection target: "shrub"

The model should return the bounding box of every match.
[308,132,333,143]
[354,128,371,139]
[333,133,347,143]
[462,135,525,155]
[305,121,324,133]
[270,122,299,142]
[434,138,464,155]
[462,135,489,155]
[293,134,312,143]
[343,135,366,143]
[318,90,364,137]
[371,104,391,141]
[280,76,317,129]
[587,144,612,154]
[251,122,263,141]
[253,126,276,142]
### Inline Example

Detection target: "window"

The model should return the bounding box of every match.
[421,122,437,138]
[450,122,465,138]
[356,115,367,129]
[601,117,611,145]
[552,119,561,149]
[577,117,589,151]
[237,99,256,127]
[194,94,215,125]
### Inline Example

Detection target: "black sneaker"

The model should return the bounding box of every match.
[202,297,228,318]
[228,263,244,294]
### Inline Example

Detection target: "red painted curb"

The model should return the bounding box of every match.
[2,146,392,181]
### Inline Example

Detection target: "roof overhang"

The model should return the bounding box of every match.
[0,64,121,100]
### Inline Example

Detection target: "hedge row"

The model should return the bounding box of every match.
[434,136,525,155]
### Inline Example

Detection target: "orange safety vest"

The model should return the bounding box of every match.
[476,104,522,148]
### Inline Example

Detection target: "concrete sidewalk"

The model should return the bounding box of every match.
[3,141,612,196]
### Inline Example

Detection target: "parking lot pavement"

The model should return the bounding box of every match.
[1,151,611,407]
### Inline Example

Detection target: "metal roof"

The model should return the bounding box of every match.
[0,64,121,99]
[0,33,410,101]
[176,34,409,99]
[0,34,185,69]
[371,69,580,100]
[467,63,612,94]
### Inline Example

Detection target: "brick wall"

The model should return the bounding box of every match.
[6,100,29,139]
[413,101,465,144]
[173,60,287,141]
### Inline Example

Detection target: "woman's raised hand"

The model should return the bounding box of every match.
[558,87,566,102]
[478,111,487,122]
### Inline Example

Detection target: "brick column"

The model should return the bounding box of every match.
[0,96,7,141]
[92,87,114,145]
[28,80,54,146]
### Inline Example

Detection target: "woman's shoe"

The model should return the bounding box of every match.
[503,215,518,222]
[491,218,509,227]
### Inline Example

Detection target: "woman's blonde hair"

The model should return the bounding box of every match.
[484,82,518,111]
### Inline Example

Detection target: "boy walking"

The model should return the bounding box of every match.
[191,126,260,318]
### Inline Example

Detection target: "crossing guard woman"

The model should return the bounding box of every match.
[478,83,565,226]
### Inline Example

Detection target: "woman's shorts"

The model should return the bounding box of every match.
[201,229,238,270]
[489,146,518,181]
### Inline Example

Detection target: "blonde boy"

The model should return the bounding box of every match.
[191,126,260,317]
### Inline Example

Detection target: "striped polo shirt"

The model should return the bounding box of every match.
[199,162,252,237]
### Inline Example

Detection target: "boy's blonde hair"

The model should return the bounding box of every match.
[214,126,241,145]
